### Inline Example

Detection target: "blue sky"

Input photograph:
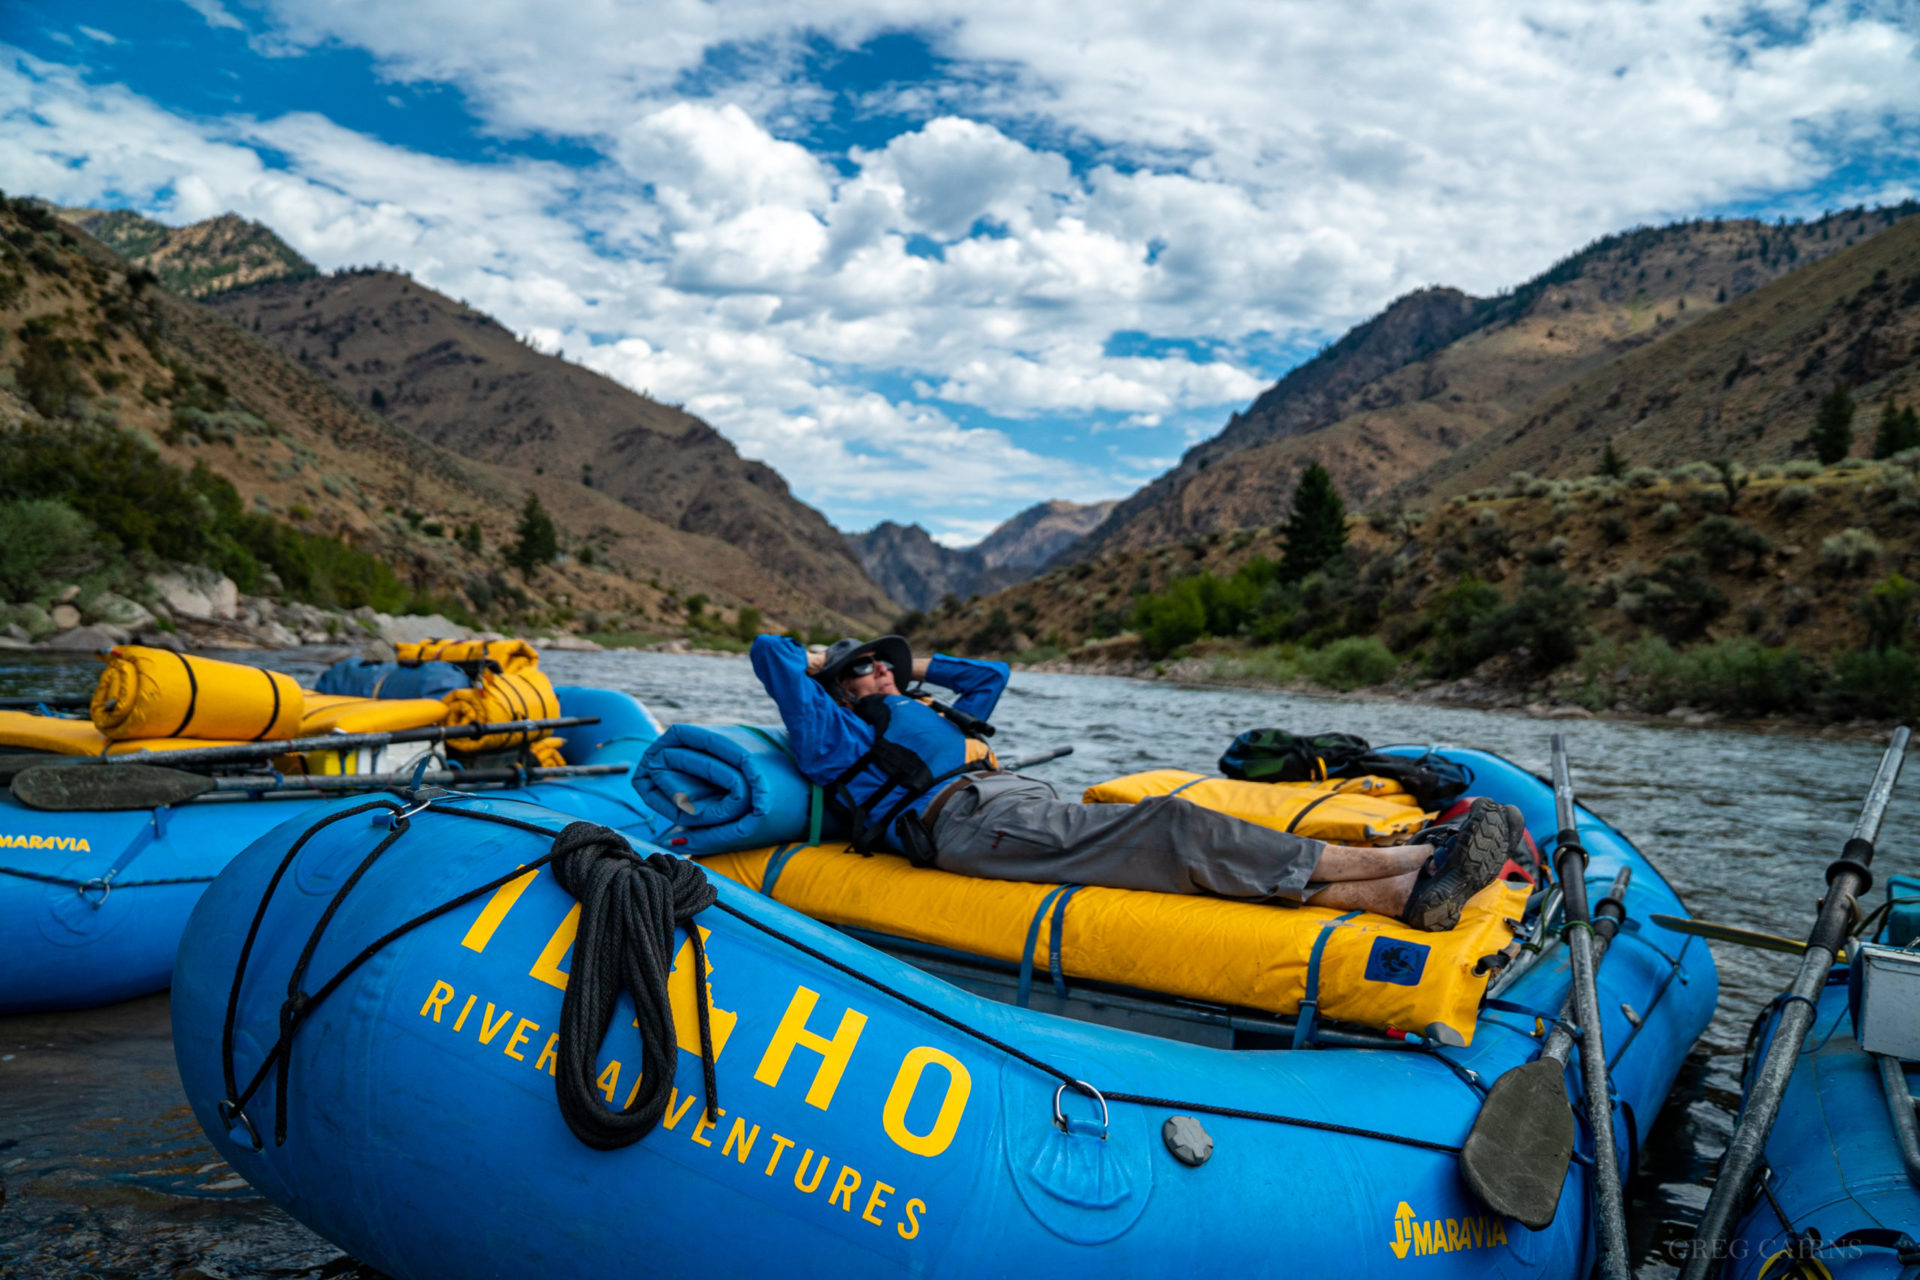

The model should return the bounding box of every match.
[4,0,1918,542]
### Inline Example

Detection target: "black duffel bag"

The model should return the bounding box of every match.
[1218,729,1471,812]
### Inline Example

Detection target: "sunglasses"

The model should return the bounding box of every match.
[844,657,892,678]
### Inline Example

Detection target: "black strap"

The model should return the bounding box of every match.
[253,667,282,742]
[1286,790,1339,834]
[170,650,200,739]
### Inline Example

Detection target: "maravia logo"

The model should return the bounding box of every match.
[0,833,92,851]
[1390,1201,1509,1259]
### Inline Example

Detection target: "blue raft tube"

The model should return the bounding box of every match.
[0,686,664,1014]
[171,745,1717,1279]
[1722,875,1920,1280]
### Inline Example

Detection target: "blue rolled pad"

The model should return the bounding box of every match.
[632,724,842,852]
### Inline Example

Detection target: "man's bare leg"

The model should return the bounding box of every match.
[1310,843,1432,881]
[1313,870,1419,917]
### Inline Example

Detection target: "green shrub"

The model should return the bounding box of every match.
[1675,637,1817,716]
[1304,636,1398,690]
[1624,466,1662,489]
[0,499,103,600]
[1859,574,1917,651]
[1688,514,1771,571]
[1624,553,1727,642]
[1600,514,1630,545]
[1652,501,1682,532]
[15,319,85,418]
[1134,582,1206,657]
[1820,527,1882,575]
[1467,564,1588,671]
[1773,482,1815,513]
[1782,460,1823,479]
[1828,648,1920,719]
[1424,575,1503,677]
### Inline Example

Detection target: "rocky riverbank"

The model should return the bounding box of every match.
[0,565,609,658]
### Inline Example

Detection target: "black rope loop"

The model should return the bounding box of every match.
[547,820,719,1150]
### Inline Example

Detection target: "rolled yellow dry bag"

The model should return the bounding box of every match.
[91,647,303,743]
[394,638,539,673]
[441,668,560,752]
[1083,769,1432,844]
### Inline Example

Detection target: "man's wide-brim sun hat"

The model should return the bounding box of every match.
[816,634,913,685]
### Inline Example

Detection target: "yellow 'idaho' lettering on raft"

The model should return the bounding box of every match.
[2,833,92,851]
[414,976,936,1244]
[1388,1200,1507,1259]
[753,985,867,1110]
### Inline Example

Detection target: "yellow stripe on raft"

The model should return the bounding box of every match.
[1083,769,1432,844]
[698,844,1525,1044]
[91,647,302,742]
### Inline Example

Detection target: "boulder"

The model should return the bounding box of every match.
[50,603,81,630]
[148,569,240,620]
[136,630,186,652]
[43,625,122,651]
[374,613,475,645]
[1,603,54,640]
[253,619,301,648]
[0,634,32,651]
[85,592,156,631]
[542,634,605,652]
[55,583,81,604]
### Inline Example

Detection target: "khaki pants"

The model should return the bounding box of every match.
[929,774,1327,902]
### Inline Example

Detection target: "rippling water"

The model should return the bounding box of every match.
[3,648,1914,1278]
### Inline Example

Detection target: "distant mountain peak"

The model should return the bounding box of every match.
[59,206,316,298]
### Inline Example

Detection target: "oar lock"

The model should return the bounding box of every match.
[1052,1080,1109,1140]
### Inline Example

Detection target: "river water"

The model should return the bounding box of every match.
[3,647,1915,1278]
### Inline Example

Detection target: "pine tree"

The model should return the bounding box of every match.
[1597,439,1626,479]
[1811,381,1855,465]
[1278,462,1348,582]
[1874,397,1920,459]
[508,493,557,576]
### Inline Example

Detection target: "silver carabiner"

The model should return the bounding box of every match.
[1051,1080,1109,1139]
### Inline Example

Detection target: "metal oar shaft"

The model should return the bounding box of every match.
[207,763,627,793]
[1005,745,1073,771]
[1551,733,1631,1280]
[94,716,599,768]
[1537,868,1632,1066]
[1681,726,1911,1280]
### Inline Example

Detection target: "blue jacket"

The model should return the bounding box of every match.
[750,635,1010,852]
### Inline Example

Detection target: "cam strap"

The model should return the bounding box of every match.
[1016,883,1082,1007]
[1292,910,1361,1049]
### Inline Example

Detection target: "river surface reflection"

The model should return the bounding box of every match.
[3,648,1914,1278]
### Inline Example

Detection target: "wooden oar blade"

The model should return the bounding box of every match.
[1649,914,1808,956]
[11,763,214,811]
[1460,1057,1576,1230]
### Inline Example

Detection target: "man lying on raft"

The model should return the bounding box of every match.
[748,633,1515,932]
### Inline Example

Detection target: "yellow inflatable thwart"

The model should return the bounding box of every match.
[1084,769,1433,845]
[441,668,560,752]
[699,843,1525,1044]
[393,638,539,673]
[90,647,303,743]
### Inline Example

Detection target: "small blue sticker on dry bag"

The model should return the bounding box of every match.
[1365,937,1429,986]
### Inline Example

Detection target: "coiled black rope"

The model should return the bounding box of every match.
[547,821,719,1149]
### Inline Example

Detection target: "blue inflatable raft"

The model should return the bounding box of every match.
[0,686,664,1014]
[1723,889,1920,1280]
[171,746,1716,1278]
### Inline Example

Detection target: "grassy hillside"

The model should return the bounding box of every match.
[1071,206,1918,560]
[1408,213,1920,499]
[916,456,1920,722]
[1,194,879,638]
[208,267,895,625]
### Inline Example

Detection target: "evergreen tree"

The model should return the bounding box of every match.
[507,493,557,576]
[1597,439,1627,479]
[1873,397,1920,459]
[1278,462,1347,582]
[1811,381,1855,465]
